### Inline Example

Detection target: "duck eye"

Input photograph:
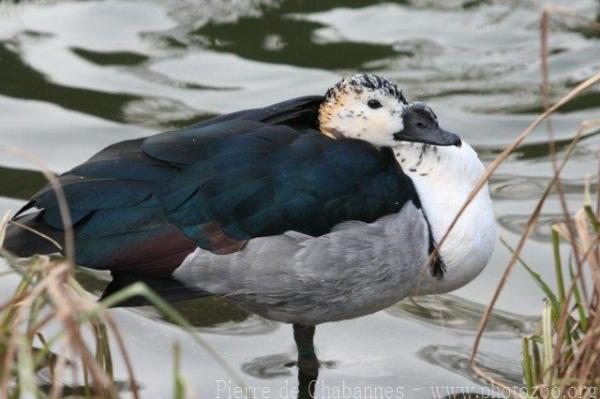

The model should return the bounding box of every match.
[367,99,382,109]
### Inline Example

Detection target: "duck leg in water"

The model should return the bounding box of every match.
[294,324,318,399]
[293,324,319,375]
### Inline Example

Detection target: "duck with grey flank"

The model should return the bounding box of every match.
[5,73,496,376]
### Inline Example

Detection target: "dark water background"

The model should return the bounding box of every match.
[0,0,599,397]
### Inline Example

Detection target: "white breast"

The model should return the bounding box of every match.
[393,142,496,295]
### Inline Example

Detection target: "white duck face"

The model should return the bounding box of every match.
[319,73,461,148]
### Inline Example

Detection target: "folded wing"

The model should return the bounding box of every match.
[5,95,420,279]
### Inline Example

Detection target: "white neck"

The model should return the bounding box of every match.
[392,142,496,295]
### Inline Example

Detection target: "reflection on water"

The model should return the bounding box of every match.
[0,41,144,125]
[497,213,563,243]
[243,354,296,379]
[194,8,400,70]
[418,345,523,387]
[0,165,46,200]
[1,0,600,396]
[387,294,538,339]
[242,354,336,379]
[38,379,133,397]
[133,301,280,335]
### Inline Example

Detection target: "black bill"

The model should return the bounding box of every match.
[393,102,462,147]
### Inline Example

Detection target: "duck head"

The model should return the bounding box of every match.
[318,73,461,148]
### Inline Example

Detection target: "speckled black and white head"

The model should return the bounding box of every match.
[319,73,461,148]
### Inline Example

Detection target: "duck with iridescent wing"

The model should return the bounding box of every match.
[5,73,496,374]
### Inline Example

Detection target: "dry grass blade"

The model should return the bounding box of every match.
[0,226,249,399]
[0,253,135,399]
[0,144,141,398]
[466,8,600,390]
[469,118,600,397]
[0,212,10,248]
[8,220,63,252]
[464,8,600,389]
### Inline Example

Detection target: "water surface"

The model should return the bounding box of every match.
[1,0,599,397]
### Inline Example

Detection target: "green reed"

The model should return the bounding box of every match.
[508,183,600,398]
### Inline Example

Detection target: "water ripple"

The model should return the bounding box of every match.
[386,294,537,339]
[418,344,523,387]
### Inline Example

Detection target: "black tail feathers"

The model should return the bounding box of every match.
[3,212,64,257]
